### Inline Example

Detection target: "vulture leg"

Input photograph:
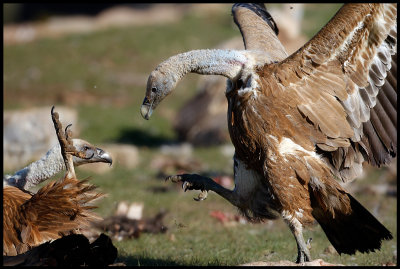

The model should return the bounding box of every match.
[166,174,240,205]
[283,216,311,263]
[51,106,86,179]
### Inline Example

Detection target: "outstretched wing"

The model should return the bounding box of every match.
[232,3,288,61]
[262,4,397,182]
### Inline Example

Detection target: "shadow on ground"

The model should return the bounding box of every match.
[115,127,176,147]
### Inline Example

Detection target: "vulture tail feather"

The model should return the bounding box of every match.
[312,194,392,255]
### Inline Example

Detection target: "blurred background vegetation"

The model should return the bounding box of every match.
[3,3,396,266]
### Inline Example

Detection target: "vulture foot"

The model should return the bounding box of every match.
[285,215,312,263]
[295,240,311,263]
[51,106,86,160]
[166,174,210,201]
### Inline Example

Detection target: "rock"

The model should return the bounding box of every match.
[77,162,114,174]
[220,144,235,158]
[160,143,193,157]
[115,201,144,220]
[150,144,203,177]
[4,106,78,171]
[104,143,139,169]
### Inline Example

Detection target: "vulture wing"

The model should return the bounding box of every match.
[3,178,103,256]
[232,3,288,61]
[3,188,32,255]
[260,4,396,182]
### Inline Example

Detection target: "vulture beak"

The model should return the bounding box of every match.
[141,97,153,120]
[73,146,113,166]
[95,148,113,166]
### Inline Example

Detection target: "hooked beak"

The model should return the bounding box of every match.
[140,96,153,120]
[94,148,113,166]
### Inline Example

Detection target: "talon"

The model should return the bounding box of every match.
[182,181,191,192]
[194,190,208,201]
[172,175,181,183]
[306,238,312,250]
[167,175,182,183]
[65,124,73,141]
[51,106,59,120]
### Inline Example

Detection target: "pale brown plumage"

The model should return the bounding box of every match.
[230,3,396,181]
[3,107,104,256]
[142,3,396,263]
[229,3,396,259]
[262,3,397,179]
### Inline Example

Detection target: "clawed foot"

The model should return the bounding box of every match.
[296,250,311,263]
[296,241,312,263]
[51,106,86,159]
[166,174,210,201]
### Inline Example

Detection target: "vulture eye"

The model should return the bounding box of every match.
[83,146,90,151]
[151,87,157,93]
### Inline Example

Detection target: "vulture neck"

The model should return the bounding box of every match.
[157,49,255,82]
[4,143,65,190]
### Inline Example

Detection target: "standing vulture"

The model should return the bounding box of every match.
[3,107,112,256]
[140,3,396,263]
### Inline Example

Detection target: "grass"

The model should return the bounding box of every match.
[4,4,396,266]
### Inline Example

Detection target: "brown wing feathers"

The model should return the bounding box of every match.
[3,188,32,255]
[361,53,397,167]
[22,178,102,242]
[342,5,397,168]
[267,4,397,181]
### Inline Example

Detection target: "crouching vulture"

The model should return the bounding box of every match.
[140,3,396,263]
[4,138,112,191]
[3,107,112,256]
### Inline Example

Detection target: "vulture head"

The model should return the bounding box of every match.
[141,69,177,120]
[72,138,113,166]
